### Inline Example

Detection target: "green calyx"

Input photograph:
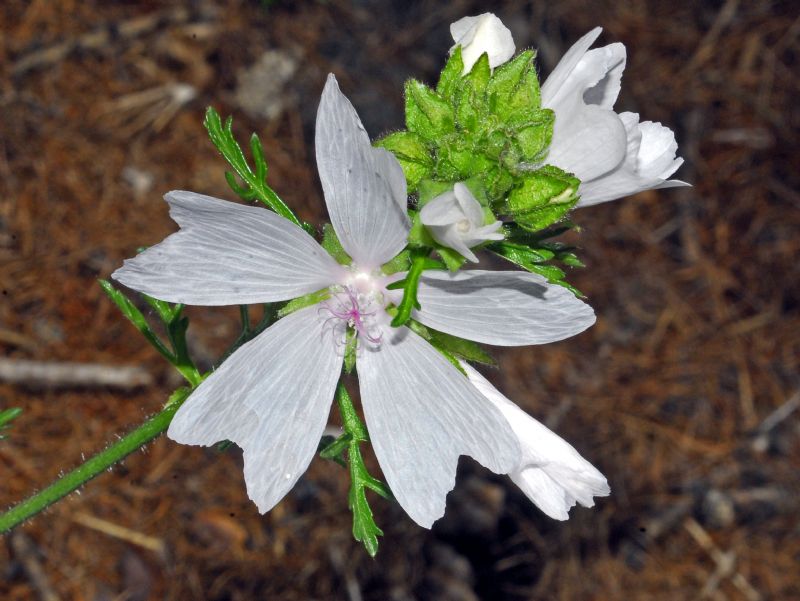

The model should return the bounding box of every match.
[376,46,569,223]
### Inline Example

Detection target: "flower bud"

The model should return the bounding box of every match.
[450,13,515,75]
[420,183,504,263]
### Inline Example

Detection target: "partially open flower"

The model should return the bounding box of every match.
[541,28,688,207]
[419,182,504,263]
[462,363,610,520]
[450,13,515,74]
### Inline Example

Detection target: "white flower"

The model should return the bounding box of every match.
[450,13,515,75]
[419,182,504,262]
[113,74,597,528]
[541,28,688,207]
[462,363,609,520]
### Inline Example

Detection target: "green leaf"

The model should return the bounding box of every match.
[375,131,433,190]
[321,223,352,266]
[0,408,22,441]
[278,288,331,318]
[99,280,174,363]
[204,107,303,228]
[348,444,384,557]
[405,80,455,142]
[319,433,350,467]
[436,246,466,271]
[436,46,464,101]
[488,240,583,296]
[506,165,580,231]
[427,328,496,366]
[332,385,392,557]
[381,250,411,275]
[99,280,201,386]
[407,209,437,248]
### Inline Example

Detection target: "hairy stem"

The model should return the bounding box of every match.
[0,388,191,534]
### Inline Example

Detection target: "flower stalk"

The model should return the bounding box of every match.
[0,388,191,534]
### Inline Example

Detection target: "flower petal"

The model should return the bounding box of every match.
[112,191,343,305]
[357,327,520,528]
[315,74,410,270]
[541,27,603,108]
[450,13,516,73]
[462,363,610,520]
[546,103,628,182]
[419,189,462,226]
[414,270,595,346]
[168,306,343,513]
[582,43,626,109]
[577,113,689,207]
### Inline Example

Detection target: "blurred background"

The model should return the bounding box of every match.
[1,0,798,599]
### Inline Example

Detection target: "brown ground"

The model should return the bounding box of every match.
[1,1,798,599]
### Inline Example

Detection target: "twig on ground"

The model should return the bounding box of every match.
[0,358,152,390]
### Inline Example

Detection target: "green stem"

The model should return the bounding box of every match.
[388,248,430,327]
[0,388,191,534]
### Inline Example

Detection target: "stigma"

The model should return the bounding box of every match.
[320,266,386,349]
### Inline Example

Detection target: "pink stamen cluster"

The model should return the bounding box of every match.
[319,285,382,346]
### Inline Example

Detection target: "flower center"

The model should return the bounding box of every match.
[319,267,385,349]
[456,218,471,233]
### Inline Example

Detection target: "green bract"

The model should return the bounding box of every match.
[377,46,576,230]
[375,45,587,294]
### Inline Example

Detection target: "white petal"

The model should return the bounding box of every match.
[168,306,343,513]
[637,120,683,179]
[357,327,520,528]
[419,190,462,226]
[542,30,628,181]
[428,225,479,263]
[577,115,689,207]
[546,102,628,182]
[112,191,343,305]
[453,182,485,226]
[581,43,626,109]
[315,74,410,270]
[462,363,610,520]
[450,13,515,73]
[414,270,595,346]
[541,27,603,107]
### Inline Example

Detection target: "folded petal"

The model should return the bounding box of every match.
[413,270,595,346]
[168,306,343,513]
[577,113,689,207]
[541,27,603,108]
[462,363,610,520]
[581,43,626,109]
[542,30,628,182]
[112,191,344,305]
[357,327,520,528]
[546,104,628,182]
[315,74,410,270]
[450,13,515,73]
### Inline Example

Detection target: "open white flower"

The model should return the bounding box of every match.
[462,363,609,520]
[419,182,504,262]
[541,28,688,207]
[450,13,515,74]
[113,74,597,528]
